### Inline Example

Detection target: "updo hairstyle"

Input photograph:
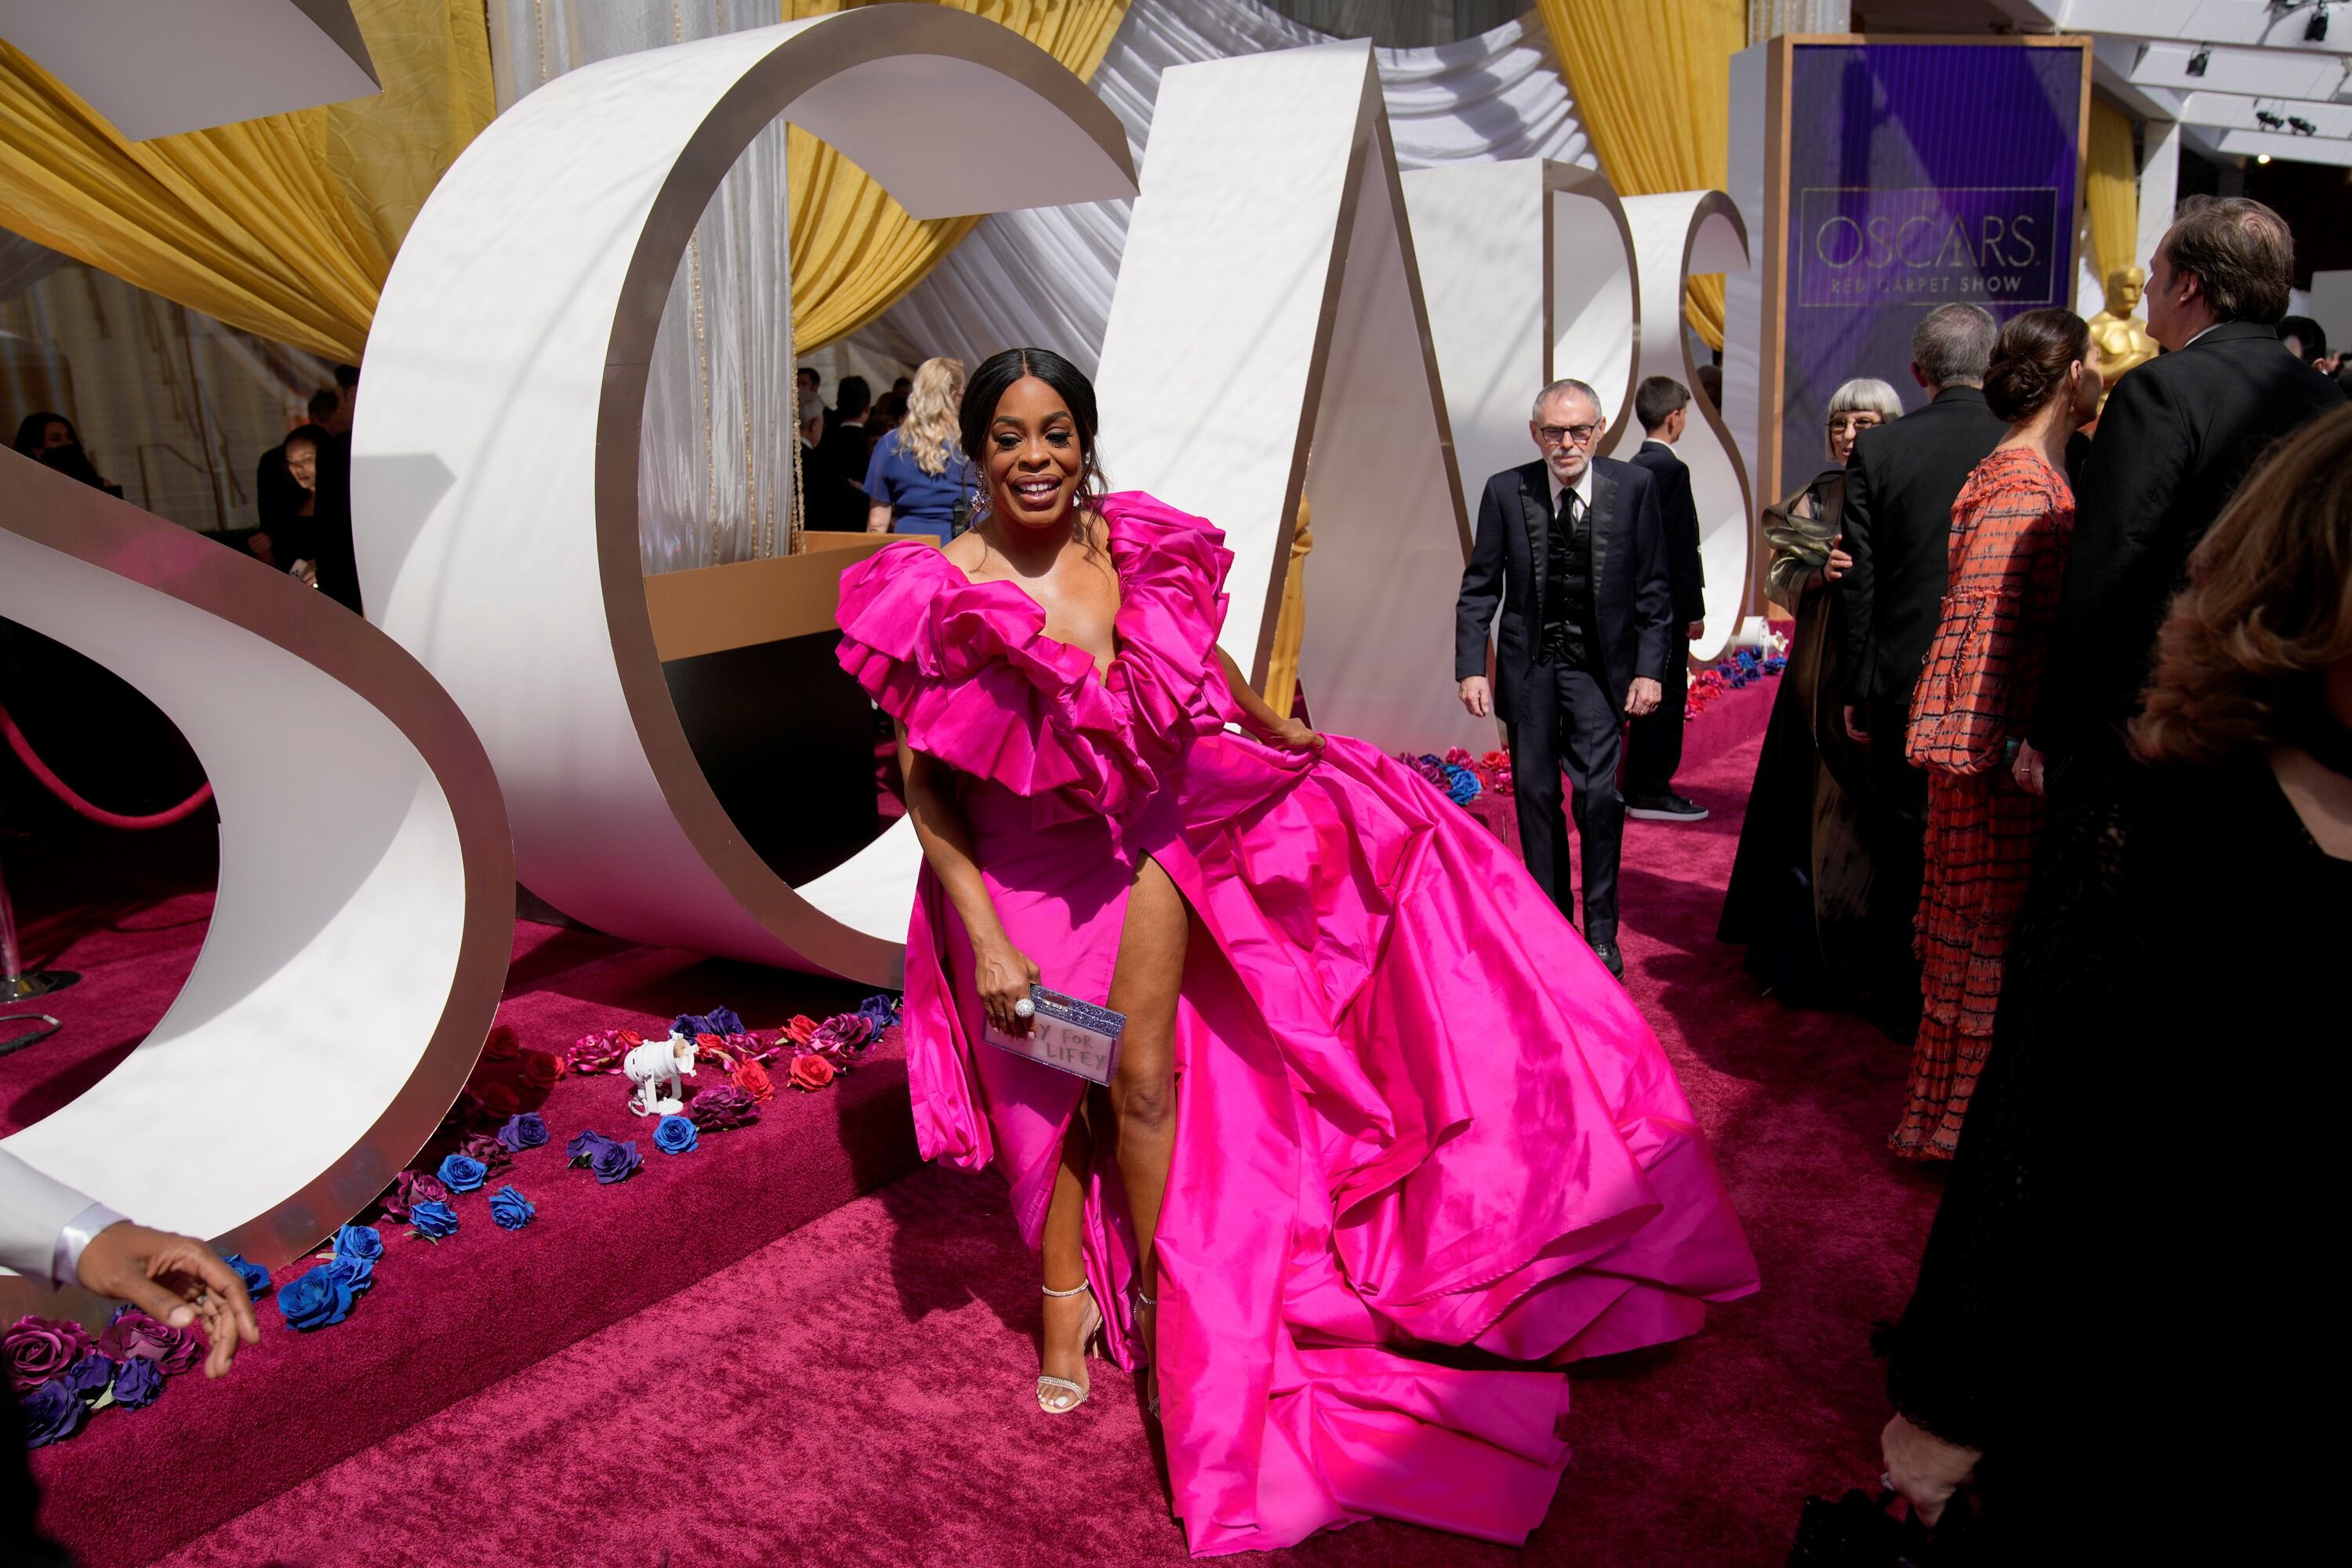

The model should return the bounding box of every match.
[1982,307,2090,423]
[958,347,1108,523]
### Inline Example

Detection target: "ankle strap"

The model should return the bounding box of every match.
[1133,1285,1157,1307]
[1042,1281,1091,1298]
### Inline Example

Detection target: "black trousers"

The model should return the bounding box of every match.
[1506,655,1624,943]
[1623,629,1690,798]
[1860,693,1927,1037]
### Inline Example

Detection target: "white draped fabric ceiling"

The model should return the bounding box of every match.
[851,0,1593,376]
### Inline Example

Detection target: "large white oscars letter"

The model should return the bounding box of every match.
[1610,194,1755,661]
[356,7,1137,988]
[1403,158,1639,575]
[0,454,513,1296]
[1094,42,1480,757]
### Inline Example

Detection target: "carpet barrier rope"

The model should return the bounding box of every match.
[0,699,212,830]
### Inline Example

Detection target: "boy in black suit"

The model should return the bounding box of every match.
[1624,376,1708,822]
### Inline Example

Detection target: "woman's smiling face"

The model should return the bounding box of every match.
[983,375,1084,533]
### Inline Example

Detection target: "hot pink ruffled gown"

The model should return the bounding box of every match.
[837,492,1758,1555]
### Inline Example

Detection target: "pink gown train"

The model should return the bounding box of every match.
[837,492,1759,1555]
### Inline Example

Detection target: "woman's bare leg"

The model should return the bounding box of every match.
[1106,858,1189,1366]
[1039,1109,1094,1394]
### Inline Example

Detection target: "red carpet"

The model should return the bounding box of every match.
[21,679,1948,1564]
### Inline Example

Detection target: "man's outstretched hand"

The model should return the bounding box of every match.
[77,1223,260,1378]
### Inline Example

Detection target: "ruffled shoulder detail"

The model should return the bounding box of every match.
[833,495,1240,818]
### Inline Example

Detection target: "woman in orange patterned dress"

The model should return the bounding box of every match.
[1893,310,2103,1159]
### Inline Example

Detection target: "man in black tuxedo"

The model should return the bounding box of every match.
[1456,378,1671,979]
[2027,196,2343,788]
[1623,375,1708,822]
[1835,303,2004,1039]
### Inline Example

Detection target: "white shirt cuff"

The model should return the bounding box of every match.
[53,1202,128,1290]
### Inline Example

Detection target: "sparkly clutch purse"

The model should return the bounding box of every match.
[983,985,1126,1087]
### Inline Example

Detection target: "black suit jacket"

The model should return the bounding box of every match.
[1835,384,2007,707]
[1454,456,1671,720]
[2032,320,2345,757]
[1630,438,1704,623]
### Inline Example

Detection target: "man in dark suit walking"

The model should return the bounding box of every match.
[1835,303,2005,1038]
[2027,195,2343,789]
[1456,377,1671,979]
[1624,375,1708,822]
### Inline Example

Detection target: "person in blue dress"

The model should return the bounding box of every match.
[864,356,978,546]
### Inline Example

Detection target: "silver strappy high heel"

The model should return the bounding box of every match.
[1036,1280,1102,1414]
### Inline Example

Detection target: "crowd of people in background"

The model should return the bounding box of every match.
[1718,193,2344,1554]
[798,357,979,543]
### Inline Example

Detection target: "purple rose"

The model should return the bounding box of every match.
[814,1013,873,1055]
[437,1152,488,1193]
[673,1007,745,1040]
[566,1130,615,1166]
[17,1379,84,1446]
[60,1353,118,1406]
[687,1084,760,1132]
[5,1316,93,1396]
[589,1138,641,1185]
[856,993,898,1036]
[99,1308,205,1375]
[497,1112,549,1153]
[456,1131,513,1172]
[380,1169,448,1223]
[111,1356,165,1410]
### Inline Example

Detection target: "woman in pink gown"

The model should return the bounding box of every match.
[836,349,1759,1555]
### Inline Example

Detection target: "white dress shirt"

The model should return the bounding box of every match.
[0,1149,127,1288]
[1546,462,1595,520]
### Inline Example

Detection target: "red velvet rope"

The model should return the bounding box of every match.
[0,699,214,830]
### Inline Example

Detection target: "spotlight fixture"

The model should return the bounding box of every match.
[2258,109,2288,130]
[2259,152,2275,164]
[2187,46,2210,77]
[2310,3,2330,43]
[2292,115,2320,135]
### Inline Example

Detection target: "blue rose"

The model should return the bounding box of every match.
[110,1357,164,1410]
[488,1185,535,1230]
[652,1115,698,1156]
[325,1254,375,1296]
[497,1112,548,1154]
[409,1200,459,1241]
[220,1252,272,1298]
[278,1265,357,1331]
[332,1224,383,1264]
[589,1138,641,1185]
[436,1152,488,1193]
[18,1379,85,1447]
[1441,763,1482,807]
[60,1353,118,1406]
[565,1130,614,1167]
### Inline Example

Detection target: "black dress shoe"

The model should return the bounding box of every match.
[1589,939,1624,978]
[1627,791,1709,822]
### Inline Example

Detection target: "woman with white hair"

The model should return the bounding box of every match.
[1719,376,1906,999]
[864,356,978,545]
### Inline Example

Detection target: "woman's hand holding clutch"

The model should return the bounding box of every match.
[972,932,1042,1038]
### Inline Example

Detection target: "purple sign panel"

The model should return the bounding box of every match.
[1777,43,2084,499]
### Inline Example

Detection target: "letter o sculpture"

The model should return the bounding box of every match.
[356,8,1138,986]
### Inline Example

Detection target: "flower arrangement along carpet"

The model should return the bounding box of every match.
[16,915,926,1568]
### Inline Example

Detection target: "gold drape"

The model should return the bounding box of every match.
[2085,96,2139,286]
[0,0,492,362]
[783,0,1129,351]
[1534,0,1744,350]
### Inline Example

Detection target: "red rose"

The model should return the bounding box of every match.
[615,1029,644,1047]
[733,1060,778,1102]
[481,1024,521,1062]
[519,1049,564,1090]
[693,1032,731,1066]
[786,1054,833,1092]
[783,1014,819,1046]
[476,1081,521,1118]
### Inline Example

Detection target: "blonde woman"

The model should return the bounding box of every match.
[1719,376,1904,998]
[864,356,977,545]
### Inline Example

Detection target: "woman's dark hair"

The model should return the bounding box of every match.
[958,347,1107,524]
[1982,307,2090,423]
[12,412,74,459]
[281,422,331,454]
